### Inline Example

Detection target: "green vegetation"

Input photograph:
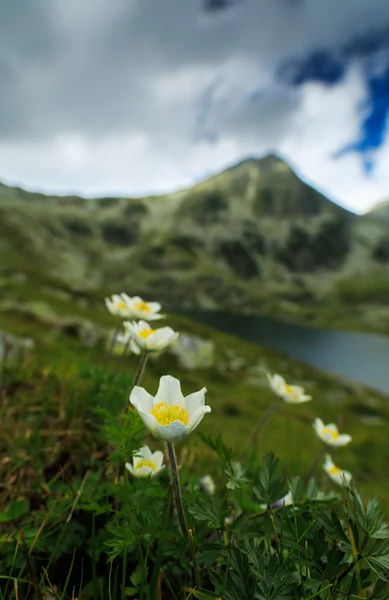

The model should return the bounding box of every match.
[1,154,388,596]
[1,154,389,336]
[1,292,389,598]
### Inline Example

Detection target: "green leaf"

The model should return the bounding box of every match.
[188,497,224,528]
[253,452,288,506]
[0,500,29,523]
[199,433,237,463]
[225,461,249,490]
[198,542,226,566]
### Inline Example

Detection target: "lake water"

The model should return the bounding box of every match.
[180,310,389,395]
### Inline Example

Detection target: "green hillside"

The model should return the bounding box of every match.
[1,154,388,334]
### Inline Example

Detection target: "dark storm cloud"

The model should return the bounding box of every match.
[1,0,389,211]
[204,0,236,12]
[2,0,388,143]
[0,0,65,138]
[277,25,389,171]
[279,51,346,86]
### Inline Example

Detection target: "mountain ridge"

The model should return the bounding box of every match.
[0,154,388,335]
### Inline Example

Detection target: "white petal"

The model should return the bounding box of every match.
[186,405,211,434]
[153,420,188,441]
[129,339,142,355]
[269,374,286,395]
[323,454,335,471]
[130,387,155,413]
[147,328,174,350]
[125,462,134,474]
[314,418,324,432]
[290,385,304,395]
[184,388,207,416]
[152,450,164,470]
[133,446,151,467]
[337,434,352,446]
[148,302,162,313]
[154,375,184,407]
[137,320,152,332]
[135,466,155,478]
[326,423,338,432]
[136,410,159,435]
[284,393,311,404]
[138,445,153,459]
[146,312,165,321]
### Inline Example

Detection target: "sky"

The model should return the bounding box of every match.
[1,1,389,213]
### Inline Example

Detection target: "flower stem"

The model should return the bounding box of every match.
[166,442,188,540]
[188,529,201,589]
[249,397,283,446]
[105,322,120,368]
[125,352,149,413]
[305,448,325,481]
[133,352,148,387]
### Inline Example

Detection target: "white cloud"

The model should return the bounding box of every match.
[0,0,388,212]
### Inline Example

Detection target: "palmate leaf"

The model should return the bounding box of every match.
[199,433,237,463]
[306,478,340,505]
[318,509,352,551]
[225,460,249,490]
[187,496,224,528]
[237,539,296,600]
[197,541,226,566]
[253,453,288,506]
[368,578,389,599]
[365,555,389,582]
[366,498,389,539]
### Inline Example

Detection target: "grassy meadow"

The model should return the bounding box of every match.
[1,292,389,598]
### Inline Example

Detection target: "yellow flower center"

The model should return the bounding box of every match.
[322,427,339,440]
[134,300,152,313]
[134,459,157,472]
[139,327,156,339]
[284,384,295,394]
[115,301,128,311]
[328,465,342,475]
[150,402,189,426]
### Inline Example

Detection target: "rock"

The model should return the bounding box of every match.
[0,330,35,366]
[55,318,103,347]
[169,333,215,370]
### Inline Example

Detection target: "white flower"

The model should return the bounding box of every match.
[313,418,352,447]
[105,293,134,317]
[323,454,352,486]
[267,373,311,404]
[105,294,164,321]
[125,295,164,321]
[116,329,142,356]
[125,446,164,478]
[199,474,216,495]
[130,375,211,442]
[123,321,178,353]
[271,491,293,509]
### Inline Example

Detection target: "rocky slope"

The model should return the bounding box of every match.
[1,155,388,333]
